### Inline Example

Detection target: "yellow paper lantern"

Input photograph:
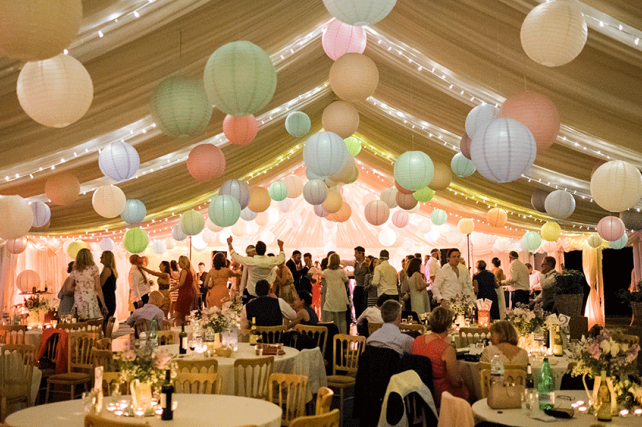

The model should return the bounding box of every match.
[541,221,561,242]
[322,192,343,214]
[92,185,126,218]
[247,187,271,213]
[180,210,205,236]
[590,160,642,213]
[428,162,452,191]
[67,240,87,259]
[329,53,379,103]
[458,218,475,235]
[486,208,507,228]
[321,101,359,139]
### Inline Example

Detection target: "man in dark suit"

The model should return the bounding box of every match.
[286,250,310,291]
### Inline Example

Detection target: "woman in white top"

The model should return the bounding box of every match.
[71,249,108,319]
[480,320,529,366]
[322,253,349,334]
[128,254,151,309]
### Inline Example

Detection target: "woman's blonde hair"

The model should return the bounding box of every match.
[490,320,519,346]
[101,251,118,278]
[429,306,453,334]
[178,255,191,270]
[328,253,341,270]
[75,248,95,271]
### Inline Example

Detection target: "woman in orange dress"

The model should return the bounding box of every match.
[203,252,240,308]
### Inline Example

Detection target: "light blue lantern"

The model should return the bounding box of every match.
[431,209,447,226]
[451,152,476,177]
[522,231,542,251]
[220,179,250,210]
[98,141,140,182]
[31,201,51,227]
[268,182,288,202]
[394,151,434,191]
[608,233,628,250]
[209,195,241,227]
[303,132,350,178]
[172,225,187,242]
[285,111,311,138]
[180,210,205,236]
[120,199,146,225]
[240,207,258,221]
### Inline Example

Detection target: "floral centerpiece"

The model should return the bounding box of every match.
[449,294,475,317]
[23,295,54,326]
[200,296,242,343]
[505,302,548,336]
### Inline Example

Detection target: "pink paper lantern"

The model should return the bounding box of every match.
[223,114,258,145]
[6,237,28,254]
[314,204,330,218]
[392,210,409,228]
[395,180,414,195]
[460,133,472,160]
[364,200,390,226]
[498,92,560,151]
[322,19,367,60]
[597,216,625,242]
[540,240,557,253]
[187,144,225,181]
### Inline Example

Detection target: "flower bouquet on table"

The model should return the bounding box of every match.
[506,302,550,353]
[23,295,55,326]
[449,294,475,317]
[200,296,242,344]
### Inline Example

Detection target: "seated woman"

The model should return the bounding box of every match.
[413,307,469,406]
[480,320,529,366]
[287,290,319,328]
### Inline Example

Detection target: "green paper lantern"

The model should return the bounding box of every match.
[394,151,434,191]
[203,41,277,116]
[431,209,447,226]
[124,228,148,254]
[268,181,288,202]
[413,187,435,203]
[209,195,241,227]
[150,77,213,138]
[344,136,361,156]
[522,231,542,251]
[180,210,205,236]
[285,111,311,138]
[451,152,476,177]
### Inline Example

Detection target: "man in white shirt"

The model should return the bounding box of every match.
[366,300,414,355]
[526,263,541,296]
[229,236,285,300]
[372,249,398,298]
[537,256,560,311]
[501,251,530,307]
[238,244,256,304]
[427,248,441,284]
[432,248,474,306]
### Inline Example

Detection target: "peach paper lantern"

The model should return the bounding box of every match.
[428,162,451,191]
[321,101,359,139]
[498,93,560,151]
[380,188,398,208]
[540,221,561,242]
[487,208,507,228]
[329,202,352,223]
[255,211,270,227]
[16,270,40,293]
[187,144,225,182]
[395,181,413,195]
[392,210,409,228]
[323,19,367,61]
[365,200,390,226]
[322,192,343,214]
[597,216,625,242]
[247,187,271,213]
[396,192,418,211]
[6,237,28,255]
[283,175,304,198]
[458,218,474,235]
[223,114,258,145]
[0,195,34,240]
[45,172,80,205]
[329,53,379,103]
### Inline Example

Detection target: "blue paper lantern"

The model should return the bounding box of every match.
[608,233,628,250]
[220,179,250,210]
[209,195,241,227]
[31,201,51,227]
[285,111,311,138]
[98,141,140,182]
[120,199,146,225]
[394,151,434,191]
[431,209,447,226]
[522,231,542,251]
[303,132,350,178]
[450,152,476,177]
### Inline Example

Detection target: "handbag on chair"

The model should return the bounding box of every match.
[487,383,524,409]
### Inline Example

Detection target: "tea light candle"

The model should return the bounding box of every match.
[107,403,117,412]
[576,400,584,406]
[155,407,163,415]
[135,408,145,417]
[578,406,587,413]
[620,409,629,417]
[571,403,579,409]
[634,408,642,416]
[114,410,123,416]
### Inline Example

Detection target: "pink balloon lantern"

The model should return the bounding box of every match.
[322,19,367,60]
[498,92,560,151]
[395,180,414,195]
[187,144,225,181]
[364,200,390,226]
[223,114,258,145]
[391,210,409,228]
[6,237,28,254]
[313,204,330,218]
[597,216,625,242]
[460,133,472,160]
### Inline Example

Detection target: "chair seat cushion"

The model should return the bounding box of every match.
[327,375,356,387]
[47,372,91,384]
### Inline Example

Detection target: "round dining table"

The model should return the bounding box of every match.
[6,394,282,427]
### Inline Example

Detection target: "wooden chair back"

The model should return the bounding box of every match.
[95,338,112,350]
[85,414,150,427]
[0,344,36,407]
[269,373,308,426]
[289,409,340,427]
[159,319,172,331]
[479,363,527,399]
[157,330,175,345]
[104,317,116,339]
[256,325,286,344]
[57,322,88,332]
[0,325,27,344]
[294,324,328,355]
[68,332,100,374]
[458,327,490,347]
[367,322,383,336]
[399,323,426,334]
[332,334,365,376]
[86,318,103,334]
[234,356,274,399]
[174,372,221,394]
[315,386,334,415]
[176,358,218,374]
[92,349,115,370]
[91,348,125,395]
[238,329,250,343]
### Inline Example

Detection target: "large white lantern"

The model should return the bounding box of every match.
[303,132,350,178]
[323,0,397,26]
[303,180,329,205]
[31,201,51,228]
[208,195,241,228]
[120,199,147,225]
[378,228,397,246]
[220,179,251,210]
[590,161,642,213]
[520,0,588,67]
[0,195,34,240]
[365,200,390,226]
[465,104,498,138]
[152,240,168,255]
[92,185,126,218]
[16,270,41,293]
[99,238,115,251]
[99,141,140,182]
[394,151,434,192]
[544,190,575,219]
[447,229,463,245]
[17,54,93,127]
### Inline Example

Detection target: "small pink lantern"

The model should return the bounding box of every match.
[498,92,560,151]
[322,19,367,60]
[597,216,625,242]
[392,210,409,228]
[460,133,472,160]
[364,200,390,226]
[187,144,225,181]
[223,114,258,145]
[6,237,28,254]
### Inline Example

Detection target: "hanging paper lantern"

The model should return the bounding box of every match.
[331,155,356,183]
[380,188,399,208]
[240,207,258,222]
[287,212,302,229]
[322,192,343,214]
[590,160,642,213]
[322,101,359,139]
[266,207,280,226]
[395,180,414,195]
[460,133,472,160]
[66,240,86,259]
[465,104,498,138]
[314,204,331,218]
[470,232,491,248]
[344,136,362,156]
[247,187,271,213]
[282,175,304,198]
[608,233,628,250]
[285,111,311,138]
[16,270,41,293]
[328,53,379,103]
[223,114,258,145]
[450,153,476,178]
[322,19,367,60]
[306,169,322,181]
[394,151,434,192]
[587,233,602,249]
[0,195,33,240]
[413,187,435,203]
[231,221,246,237]
[165,238,176,250]
[150,76,212,138]
[99,238,114,252]
[277,198,292,213]
[323,0,397,26]
[431,209,447,226]
[187,144,226,182]
[402,239,415,252]
[17,54,93,127]
[191,234,207,252]
[303,180,329,205]
[202,229,217,245]
[124,228,148,254]
[120,199,147,225]
[544,190,575,220]
[540,221,561,242]
[446,229,462,245]
[522,231,542,251]
[303,132,350,178]
[498,93,560,151]
[209,195,242,227]
[206,218,224,232]
[365,200,390,226]
[220,179,250,210]
[92,185,126,218]
[531,189,550,213]
[392,210,409,228]
[428,162,451,191]
[180,210,205,236]
[255,211,270,227]
[31,201,51,228]
[379,228,397,246]
[329,202,352,223]
[45,172,80,206]
[471,118,537,183]
[597,216,625,242]
[99,141,140,182]
[362,193,378,207]
[203,41,276,116]
[218,228,233,245]
[172,225,188,242]
[520,0,587,67]
[494,237,512,252]
[486,208,507,228]
[427,227,441,242]
[418,219,432,234]
[268,182,289,202]
[458,218,474,235]
[396,192,418,211]
[6,238,28,255]
[260,230,275,245]
[152,240,167,255]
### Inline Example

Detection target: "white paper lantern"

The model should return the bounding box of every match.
[92,185,126,218]
[206,218,224,232]
[322,219,338,231]
[219,179,250,210]
[287,212,302,229]
[218,228,232,245]
[240,207,258,222]
[458,218,474,235]
[6,238,28,255]
[303,132,350,178]
[392,210,409,228]
[152,240,167,255]
[323,0,397,26]
[285,111,311,138]
[520,0,588,67]
[17,54,93,127]
[180,210,205,236]
[16,270,40,293]
[165,238,176,250]
[172,225,188,242]
[277,199,292,213]
[31,201,51,228]
[365,200,390,226]
[209,195,242,228]
[451,152,476,177]
[471,118,537,183]
[447,229,463,245]
[494,237,512,252]
[231,221,246,237]
[282,175,304,198]
[427,227,441,242]
[99,141,140,182]
[394,151,434,192]
[590,161,642,213]
[202,229,217,245]
[380,188,398,208]
[120,199,147,225]
[303,180,329,205]
[99,238,115,251]
[0,195,33,240]
[470,232,492,248]
[587,233,602,249]
[544,190,575,219]
[431,209,447,226]
[260,230,275,245]
[418,219,432,234]
[378,228,397,246]
[465,104,498,138]
[192,234,207,251]
[323,241,337,253]
[402,239,415,252]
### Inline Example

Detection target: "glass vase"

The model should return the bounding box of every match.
[130,380,153,412]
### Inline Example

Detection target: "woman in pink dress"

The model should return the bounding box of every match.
[203,253,240,308]
[412,307,469,407]
[172,256,195,324]
[71,248,108,320]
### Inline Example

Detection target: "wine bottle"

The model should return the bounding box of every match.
[524,364,535,410]
[179,324,187,355]
[596,370,612,422]
[161,370,174,421]
[249,317,258,345]
[553,325,563,357]
[538,357,555,411]
[149,319,159,349]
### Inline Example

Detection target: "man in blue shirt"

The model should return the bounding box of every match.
[366,300,414,355]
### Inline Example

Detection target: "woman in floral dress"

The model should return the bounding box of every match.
[71,248,108,319]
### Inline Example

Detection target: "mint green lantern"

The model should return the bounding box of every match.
[268,181,288,202]
[203,41,277,116]
[451,152,476,177]
[124,228,148,254]
[180,210,205,236]
[394,151,434,191]
[209,195,241,227]
[431,208,447,226]
[522,231,542,251]
[413,186,435,203]
[285,111,311,138]
[608,233,628,250]
[344,136,361,156]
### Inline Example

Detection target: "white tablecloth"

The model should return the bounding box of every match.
[6,394,282,427]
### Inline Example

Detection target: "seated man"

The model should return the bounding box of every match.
[125,290,165,328]
[357,294,386,326]
[366,300,415,355]
[240,279,296,328]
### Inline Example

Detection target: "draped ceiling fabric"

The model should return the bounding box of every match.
[1,0,642,320]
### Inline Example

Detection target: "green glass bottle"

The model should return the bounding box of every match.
[538,357,555,411]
